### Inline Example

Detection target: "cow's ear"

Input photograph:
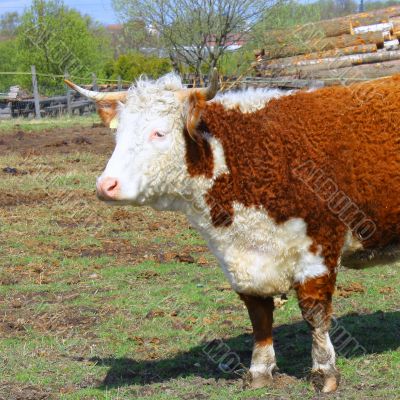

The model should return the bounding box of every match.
[96,100,120,129]
[178,68,219,137]
[186,91,207,137]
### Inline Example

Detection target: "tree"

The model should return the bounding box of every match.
[255,0,321,32]
[0,12,21,91]
[17,0,112,93]
[110,19,160,57]
[317,0,357,19]
[113,0,276,76]
[364,0,400,11]
[0,40,19,92]
[0,12,21,37]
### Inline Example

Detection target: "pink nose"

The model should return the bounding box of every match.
[97,177,120,200]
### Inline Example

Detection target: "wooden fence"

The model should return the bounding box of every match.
[0,67,329,120]
[0,67,129,120]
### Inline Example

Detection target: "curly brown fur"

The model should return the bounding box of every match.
[185,74,400,272]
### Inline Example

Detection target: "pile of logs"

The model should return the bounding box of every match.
[254,5,400,86]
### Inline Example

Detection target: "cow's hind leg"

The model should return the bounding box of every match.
[240,294,276,388]
[295,275,340,393]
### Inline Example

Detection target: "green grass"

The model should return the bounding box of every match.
[0,121,399,399]
[0,113,99,132]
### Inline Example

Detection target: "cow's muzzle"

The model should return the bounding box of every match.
[96,177,120,201]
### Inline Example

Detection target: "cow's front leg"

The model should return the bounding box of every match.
[240,294,276,388]
[295,275,340,393]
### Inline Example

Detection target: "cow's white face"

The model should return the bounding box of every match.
[96,74,188,207]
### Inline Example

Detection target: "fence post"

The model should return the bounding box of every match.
[92,73,98,91]
[64,71,72,116]
[31,65,41,119]
[117,75,122,91]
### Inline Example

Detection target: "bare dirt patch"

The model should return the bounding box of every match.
[0,383,52,400]
[0,191,50,207]
[33,307,100,335]
[336,282,365,298]
[0,125,113,156]
[0,303,111,339]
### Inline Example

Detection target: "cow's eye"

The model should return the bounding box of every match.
[150,130,166,140]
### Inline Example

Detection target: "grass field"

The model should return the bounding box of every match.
[0,116,399,399]
[0,115,99,132]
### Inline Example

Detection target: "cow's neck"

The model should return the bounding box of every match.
[178,103,240,227]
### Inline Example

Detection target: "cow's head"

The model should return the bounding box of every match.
[65,70,219,209]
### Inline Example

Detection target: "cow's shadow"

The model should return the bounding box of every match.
[89,310,400,388]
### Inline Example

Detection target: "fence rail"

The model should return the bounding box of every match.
[0,66,330,120]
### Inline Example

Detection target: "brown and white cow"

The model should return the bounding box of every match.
[66,71,400,393]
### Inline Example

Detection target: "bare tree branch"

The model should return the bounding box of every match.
[112,0,277,76]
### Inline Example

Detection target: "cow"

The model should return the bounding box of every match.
[65,71,400,393]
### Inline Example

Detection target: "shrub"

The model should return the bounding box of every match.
[105,52,172,82]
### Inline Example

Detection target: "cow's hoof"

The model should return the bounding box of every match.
[249,372,273,389]
[243,368,275,389]
[310,368,341,393]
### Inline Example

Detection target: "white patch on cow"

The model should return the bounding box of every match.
[295,245,327,283]
[187,201,328,297]
[208,136,229,177]
[215,87,293,113]
[250,343,276,376]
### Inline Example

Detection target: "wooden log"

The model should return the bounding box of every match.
[261,50,400,77]
[242,77,325,89]
[264,6,400,47]
[383,30,392,41]
[391,17,400,36]
[349,5,400,27]
[293,19,353,38]
[392,17,400,39]
[298,59,400,85]
[384,39,399,51]
[289,6,400,38]
[31,65,41,120]
[64,72,72,116]
[353,22,393,34]
[92,73,98,91]
[390,16,400,29]
[263,44,378,66]
[350,15,390,27]
[265,18,350,44]
[265,31,384,59]
[350,50,400,65]
[266,50,387,70]
[308,31,384,50]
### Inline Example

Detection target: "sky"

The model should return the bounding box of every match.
[0,0,118,25]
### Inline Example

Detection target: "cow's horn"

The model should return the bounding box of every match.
[200,68,219,100]
[64,79,128,102]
